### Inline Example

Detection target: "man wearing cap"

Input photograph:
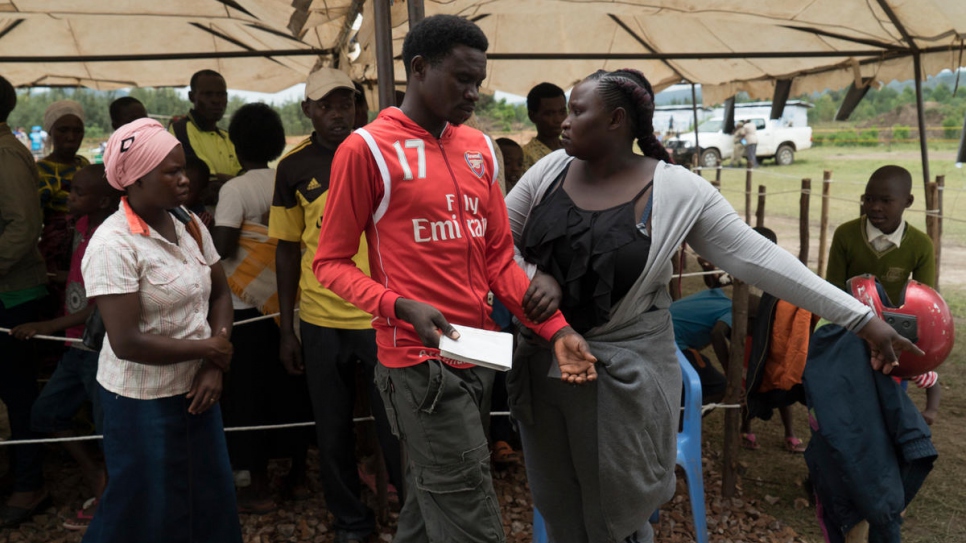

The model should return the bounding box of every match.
[169,69,241,186]
[268,68,401,543]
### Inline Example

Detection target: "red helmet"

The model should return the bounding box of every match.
[847,274,954,378]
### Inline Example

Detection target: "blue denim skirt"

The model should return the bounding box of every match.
[83,385,242,543]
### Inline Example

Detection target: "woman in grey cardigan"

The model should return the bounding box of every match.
[504,69,918,543]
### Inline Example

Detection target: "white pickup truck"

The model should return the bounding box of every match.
[665,116,812,167]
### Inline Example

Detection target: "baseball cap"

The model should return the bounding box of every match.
[305,68,357,101]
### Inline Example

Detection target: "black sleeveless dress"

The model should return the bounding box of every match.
[521,164,653,334]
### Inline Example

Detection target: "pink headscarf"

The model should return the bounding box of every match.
[104,118,180,191]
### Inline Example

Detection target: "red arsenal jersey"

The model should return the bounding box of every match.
[313,107,567,368]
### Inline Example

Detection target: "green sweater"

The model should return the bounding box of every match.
[826,216,935,304]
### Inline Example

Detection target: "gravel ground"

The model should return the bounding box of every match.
[0,442,808,543]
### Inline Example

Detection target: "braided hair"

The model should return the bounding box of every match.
[587,69,671,163]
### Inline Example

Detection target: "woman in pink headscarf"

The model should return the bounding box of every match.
[80,118,241,543]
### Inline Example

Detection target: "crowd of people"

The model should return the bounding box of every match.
[0,12,941,543]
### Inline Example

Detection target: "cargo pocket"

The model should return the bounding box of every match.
[413,443,503,541]
[414,359,446,415]
[374,366,401,438]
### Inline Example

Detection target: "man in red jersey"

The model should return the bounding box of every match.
[313,14,597,543]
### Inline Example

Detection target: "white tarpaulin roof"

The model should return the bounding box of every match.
[2,0,964,101]
[348,0,966,104]
[0,0,359,92]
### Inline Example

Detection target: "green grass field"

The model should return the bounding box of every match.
[703,143,966,317]
[707,142,966,243]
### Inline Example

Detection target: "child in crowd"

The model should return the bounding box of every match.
[496,137,524,193]
[741,227,811,453]
[671,228,810,452]
[37,101,89,313]
[668,256,733,404]
[826,164,941,422]
[11,164,120,530]
[213,102,312,513]
[108,97,148,131]
[185,155,214,229]
[907,371,941,425]
[826,165,935,301]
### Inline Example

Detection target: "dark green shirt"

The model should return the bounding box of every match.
[0,123,48,298]
[826,216,935,304]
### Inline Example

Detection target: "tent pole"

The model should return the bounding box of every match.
[374,0,395,110]
[913,52,931,191]
[691,82,700,157]
[408,0,425,25]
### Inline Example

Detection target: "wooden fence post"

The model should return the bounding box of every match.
[816,171,832,278]
[799,178,811,265]
[715,160,723,185]
[926,182,941,290]
[936,175,944,286]
[745,168,753,225]
[722,280,748,499]
[755,185,766,228]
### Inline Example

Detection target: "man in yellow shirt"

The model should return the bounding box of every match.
[169,70,242,189]
[268,68,400,543]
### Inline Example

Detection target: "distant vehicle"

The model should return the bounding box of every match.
[665,116,812,167]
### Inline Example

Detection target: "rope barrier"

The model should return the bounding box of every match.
[0,412,519,446]
[701,403,742,415]
[677,269,726,278]
[0,309,300,343]
[0,405,749,446]
[691,166,810,181]
[761,189,812,196]
[232,311,281,326]
[0,327,83,343]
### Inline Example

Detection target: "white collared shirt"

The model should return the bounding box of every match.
[82,199,220,400]
[865,218,905,252]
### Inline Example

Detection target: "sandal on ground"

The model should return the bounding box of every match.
[491,441,521,464]
[741,433,760,450]
[785,436,807,453]
[63,497,98,531]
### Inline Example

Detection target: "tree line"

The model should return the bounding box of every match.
[8,87,534,143]
[807,81,966,126]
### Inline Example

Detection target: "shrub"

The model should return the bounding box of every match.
[942,117,961,140]
[859,129,879,147]
[892,125,910,141]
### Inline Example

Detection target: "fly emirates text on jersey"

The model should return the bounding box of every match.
[411,194,487,243]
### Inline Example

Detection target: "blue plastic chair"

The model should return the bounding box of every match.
[533,350,708,543]
[671,347,709,543]
[533,508,548,543]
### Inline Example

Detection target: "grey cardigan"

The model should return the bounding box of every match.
[505,151,874,539]
[506,151,874,333]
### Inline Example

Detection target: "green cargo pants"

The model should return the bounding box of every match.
[375,360,504,543]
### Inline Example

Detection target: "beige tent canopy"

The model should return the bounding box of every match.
[5,1,963,100]
[0,0,360,92]
[348,0,966,104]
[342,0,966,185]
[2,1,963,180]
